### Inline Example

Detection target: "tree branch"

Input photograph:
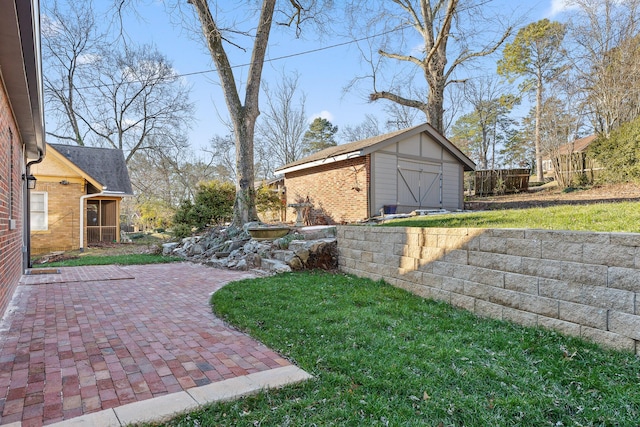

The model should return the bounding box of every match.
[369,91,427,112]
[188,0,243,122]
[244,0,276,121]
[378,49,424,68]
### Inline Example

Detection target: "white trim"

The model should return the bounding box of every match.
[275,151,362,175]
[79,191,125,250]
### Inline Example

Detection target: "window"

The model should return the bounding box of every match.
[30,192,48,230]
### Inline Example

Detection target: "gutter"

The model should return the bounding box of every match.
[79,190,125,251]
[275,151,362,175]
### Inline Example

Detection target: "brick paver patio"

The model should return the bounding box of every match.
[0,263,291,426]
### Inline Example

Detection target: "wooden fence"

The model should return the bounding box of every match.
[474,169,530,196]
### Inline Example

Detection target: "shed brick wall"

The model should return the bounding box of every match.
[30,181,84,254]
[338,226,640,353]
[284,156,370,224]
[0,82,25,317]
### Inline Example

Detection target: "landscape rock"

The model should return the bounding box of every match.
[261,258,293,273]
[162,242,179,255]
[168,225,337,274]
[189,243,205,256]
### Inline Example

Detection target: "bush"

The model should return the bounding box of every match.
[172,180,235,231]
[255,183,283,219]
[171,223,193,239]
[589,117,640,183]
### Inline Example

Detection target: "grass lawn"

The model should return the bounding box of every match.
[30,253,182,268]
[31,232,179,267]
[382,201,640,233]
[146,271,640,426]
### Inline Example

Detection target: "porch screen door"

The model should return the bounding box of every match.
[86,200,117,243]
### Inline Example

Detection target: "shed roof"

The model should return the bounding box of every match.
[275,123,475,174]
[49,144,133,195]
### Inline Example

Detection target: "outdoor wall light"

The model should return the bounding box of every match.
[60,179,69,185]
[23,173,37,189]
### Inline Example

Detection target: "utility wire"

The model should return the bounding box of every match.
[73,25,411,90]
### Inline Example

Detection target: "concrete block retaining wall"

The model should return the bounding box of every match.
[337,226,640,354]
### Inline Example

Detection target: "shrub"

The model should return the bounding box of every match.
[171,223,193,239]
[172,180,235,231]
[589,117,640,184]
[255,183,283,219]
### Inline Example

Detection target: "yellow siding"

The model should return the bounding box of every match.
[31,180,84,254]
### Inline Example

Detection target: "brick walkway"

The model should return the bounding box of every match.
[0,263,291,426]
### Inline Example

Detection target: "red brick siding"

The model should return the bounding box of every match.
[284,156,370,224]
[0,83,25,318]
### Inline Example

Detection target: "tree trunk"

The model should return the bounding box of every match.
[426,82,445,134]
[534,77,544,182]
[233,113,259,225]
[189,0,275,227]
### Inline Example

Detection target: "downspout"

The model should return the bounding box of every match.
[24,148,44,269]
[79,191,125,251]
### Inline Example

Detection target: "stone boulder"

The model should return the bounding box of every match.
[287,238,338,270]
[167,224,338,274]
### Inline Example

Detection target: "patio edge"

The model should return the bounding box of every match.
[39,366,312,427]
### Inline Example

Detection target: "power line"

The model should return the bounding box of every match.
[72,25,410,90]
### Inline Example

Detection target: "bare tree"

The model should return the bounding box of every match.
[522,97,576,187]
[565,0,640,136]
[462,76,517,169]
[346,0,514,134]
[42,0,105,145]
[181,0,331,226]
[256,71,307,169]
[129,144,210,207]
[383,102,420,131]
[127,145,219,229]
[205,135,237,183]
[79,44,194,162]
[42,0,195,164]
[341,114,382,142]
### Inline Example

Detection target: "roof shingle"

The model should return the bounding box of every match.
[49,143,133,194]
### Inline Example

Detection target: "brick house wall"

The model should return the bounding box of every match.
[30,180,84,254]
[284,156,370,224]
[0,83,25,317]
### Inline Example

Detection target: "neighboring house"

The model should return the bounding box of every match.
[256,176,286,223]
[30,143,133,254]
[275,123,475,223]
[0,0,46,317]
[543,135,599,185]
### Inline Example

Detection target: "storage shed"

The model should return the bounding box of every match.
[275,123,475,223]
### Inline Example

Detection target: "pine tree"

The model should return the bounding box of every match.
[301,117,338,156]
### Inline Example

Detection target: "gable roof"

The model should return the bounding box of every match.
[275,123,475,174]
[556,134,597,156]
[49,143,133,195]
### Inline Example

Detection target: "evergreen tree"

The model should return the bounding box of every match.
[497,19,567,182]
[302,118,338,156]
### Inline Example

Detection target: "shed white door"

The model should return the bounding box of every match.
[397,160,441,208]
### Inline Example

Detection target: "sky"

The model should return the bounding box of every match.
[44,0,576,153]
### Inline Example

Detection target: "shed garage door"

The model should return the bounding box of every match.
[397,159,441,209]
